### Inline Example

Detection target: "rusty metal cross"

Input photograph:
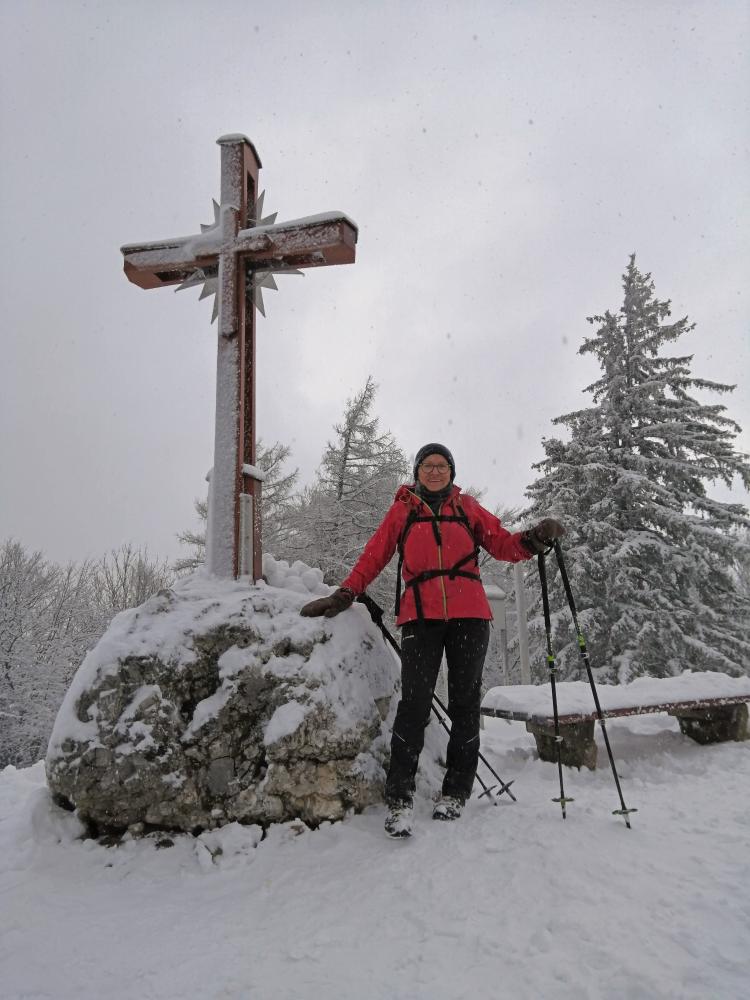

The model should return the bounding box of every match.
[121,135,357,581]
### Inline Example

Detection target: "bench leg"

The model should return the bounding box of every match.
[670,703,749,745]
[525,720,597,770]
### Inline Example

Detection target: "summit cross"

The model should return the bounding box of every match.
[121,135,357,580]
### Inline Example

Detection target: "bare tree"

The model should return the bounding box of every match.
[91,543,175,615]
[0,540,99,767]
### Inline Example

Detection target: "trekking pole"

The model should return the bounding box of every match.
[552,540,636,828]
[427,695,504,802]
[355,593,516,802]
[430,691,516,802]
[537,551,573,819]
[362,627,499,802]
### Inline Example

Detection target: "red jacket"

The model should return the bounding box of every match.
[342,484,531,625]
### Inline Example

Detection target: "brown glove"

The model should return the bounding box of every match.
[300,587,356,618]
[521,518,565,554]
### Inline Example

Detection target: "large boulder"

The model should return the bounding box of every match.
[46,556,399,835]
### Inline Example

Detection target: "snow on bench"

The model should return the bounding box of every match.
[481,671,750,769]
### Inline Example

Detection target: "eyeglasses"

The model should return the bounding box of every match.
[420,463,450,474]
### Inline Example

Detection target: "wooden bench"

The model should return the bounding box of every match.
[481,672,750,769]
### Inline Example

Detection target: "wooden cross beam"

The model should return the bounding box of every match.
[121,135,357,581]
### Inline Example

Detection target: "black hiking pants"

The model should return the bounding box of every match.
[385,618,490,804]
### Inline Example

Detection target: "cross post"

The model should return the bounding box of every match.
[121,135,357,580]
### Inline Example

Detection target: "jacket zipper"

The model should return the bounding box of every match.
[408,490,449,620]
[437,529,448,619]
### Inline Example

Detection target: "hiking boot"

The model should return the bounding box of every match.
[432,795,464,821]
[384,799,413,838]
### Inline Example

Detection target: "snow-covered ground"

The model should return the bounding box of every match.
[2,713,748,1000]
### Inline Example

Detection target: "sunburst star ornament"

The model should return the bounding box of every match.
[248,267,304,317]
[252,191,276,228]
[175,192,301,322]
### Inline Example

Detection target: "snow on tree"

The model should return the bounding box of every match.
[175,440,300,574]
[256,441,301,557]
[734,527,750,605]
[0,540,177,768]
[91,543,175,615]
[174,500,210,575]
[524,255,750,682]
[287,376,408,612]
[0,541,99,767]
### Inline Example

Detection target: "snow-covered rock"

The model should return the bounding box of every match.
[45,556,399,834]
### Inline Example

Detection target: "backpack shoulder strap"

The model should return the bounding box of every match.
[450,497,481,567]
[395,506,420,617]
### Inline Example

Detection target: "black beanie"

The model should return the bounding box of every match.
[413,443,455,481]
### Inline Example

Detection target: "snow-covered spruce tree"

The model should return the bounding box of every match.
[736,528,750,603]
[288,376,408,612]
[524,255,750,682]
[175,440,299,573]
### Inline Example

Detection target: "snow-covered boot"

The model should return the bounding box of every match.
[432,795,464,821]
[384,799,414,838]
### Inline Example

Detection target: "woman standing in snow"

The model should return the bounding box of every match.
[300,443,564,837]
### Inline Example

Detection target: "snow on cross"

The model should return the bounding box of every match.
[121,134,358,580]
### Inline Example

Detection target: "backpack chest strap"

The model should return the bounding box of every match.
[394,506,481,619]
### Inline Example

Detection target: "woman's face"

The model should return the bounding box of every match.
[417,453,452,491]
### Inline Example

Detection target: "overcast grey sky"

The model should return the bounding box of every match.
[2,0,748,565]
